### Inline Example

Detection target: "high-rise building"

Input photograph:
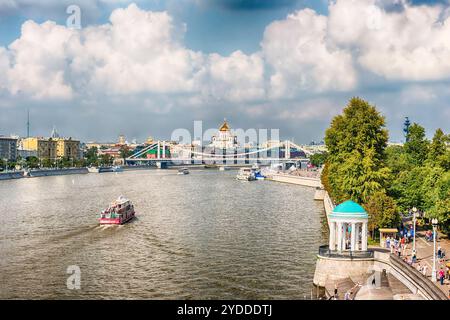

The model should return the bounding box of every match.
[0,136,18,161]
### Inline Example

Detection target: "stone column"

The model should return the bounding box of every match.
[337,221,343,251]
[329,221,336,250]
[351,222,356,251]
[362,222,368,251]
[355,223,360,251]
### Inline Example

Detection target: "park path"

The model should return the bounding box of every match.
[403,230,449,297]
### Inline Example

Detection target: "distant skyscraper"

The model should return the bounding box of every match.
[403,117,411,143]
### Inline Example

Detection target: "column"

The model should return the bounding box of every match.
[362,222,368,251]
[337,222,343,251]
[329,221,336,251]
[355,223,360,251]
[351,222,356,252]
[157,141,161,159]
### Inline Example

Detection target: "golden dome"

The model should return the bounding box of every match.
[219,119,230,132]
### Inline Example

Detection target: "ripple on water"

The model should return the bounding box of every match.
[0,170,326,299]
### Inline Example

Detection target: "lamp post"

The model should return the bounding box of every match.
[431,218,438,282]
[412,207,417,255]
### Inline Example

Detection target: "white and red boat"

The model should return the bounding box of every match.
[99,196,135,225]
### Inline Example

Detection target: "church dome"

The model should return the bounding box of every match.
[219,120,230,132]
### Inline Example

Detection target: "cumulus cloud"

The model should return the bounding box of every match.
[196,50,265,102]
[328,0,450,81]
[262,8,357,98]
[2,0,450,105]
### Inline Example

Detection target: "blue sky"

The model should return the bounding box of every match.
[0,0,450,143]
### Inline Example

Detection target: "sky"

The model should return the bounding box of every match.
[1,0,450,144]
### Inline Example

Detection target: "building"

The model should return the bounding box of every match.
[55,138,80,160]
[210,119,238,149]
[0,136,18,161]
[22,137,57,160]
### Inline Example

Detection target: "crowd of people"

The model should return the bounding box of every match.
[384,226,449,287]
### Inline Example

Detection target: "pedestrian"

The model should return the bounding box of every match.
[422,265,428,276]
[439,268,445,285]
[334,283,338,299]
[386,236,390,249]
[437,246,442,259]
[344,290,351,300]
[446,266,450,280]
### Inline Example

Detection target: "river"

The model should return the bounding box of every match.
[0,169,327,299]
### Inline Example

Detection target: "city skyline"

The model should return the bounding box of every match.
[1,0,450,143]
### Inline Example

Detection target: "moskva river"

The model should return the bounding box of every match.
[0,169,327,299]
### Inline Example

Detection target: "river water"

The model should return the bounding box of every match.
[0,169,327,299]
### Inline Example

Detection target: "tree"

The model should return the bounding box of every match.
[119,146,133,162]
[85,147,99,166]
[26,156,39,169]
[309,152,328,167]
[385,145,411,176]
[323,97,390,204]
[404,123,429,166]
[365,191,400,238]
[99,154,113,166]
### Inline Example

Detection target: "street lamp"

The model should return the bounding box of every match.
[431,218,438,282]
[412,207,418,255]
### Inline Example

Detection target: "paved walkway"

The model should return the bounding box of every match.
[401,230,450,297]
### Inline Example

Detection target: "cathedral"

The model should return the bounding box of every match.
[210,119,238,149]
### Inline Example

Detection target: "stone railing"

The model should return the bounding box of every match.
[318,245,375,260]
[389,254,448,300]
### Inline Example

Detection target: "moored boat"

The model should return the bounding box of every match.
[236,168,256,181]
[112,165,123,172]
[178,167,189,175]
[99,196,135,225]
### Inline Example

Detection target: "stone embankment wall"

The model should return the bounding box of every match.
[0,171,24,180]
[268,173,322,188]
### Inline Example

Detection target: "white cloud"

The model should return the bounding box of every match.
[261,8,357,98]
[328,0,450,81]
[196,50,265,102]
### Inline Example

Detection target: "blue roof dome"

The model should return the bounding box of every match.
[330,200,368,219]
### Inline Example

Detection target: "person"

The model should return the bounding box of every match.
[439,268,445,285]
[422,265,428,276]
[437,246,442,259]
[386,236,390,249]
[416,264,422,272]
[412,252,417,264]
[446,266,450,280]
[334,283,338,299]
[344,290,351,300]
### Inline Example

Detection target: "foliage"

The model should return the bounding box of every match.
[404,123,429,166]
[365,191,400,237]
[324,97,390,205]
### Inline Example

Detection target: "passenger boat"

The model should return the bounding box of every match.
[236,168,256,181]
[178,167,189,175]
[219,166,230,171]
[99,196,135,225]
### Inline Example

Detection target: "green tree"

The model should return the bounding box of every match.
[385,145,411,176]
[99,154,113,166]
[309,152,328,167]
[85,147,99,166]
[119,146,133,162]
[324,97,390,204]
[404,123,429,166]
[365,191,400,238]
[26,156,39,169]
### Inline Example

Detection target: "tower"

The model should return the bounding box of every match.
[403,117,411,143]
[26,109,30,138]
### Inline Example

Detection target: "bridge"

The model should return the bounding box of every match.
[126,140,312,167]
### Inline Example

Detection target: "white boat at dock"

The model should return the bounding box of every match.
[236,168,256,181]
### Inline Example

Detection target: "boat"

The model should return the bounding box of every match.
[99,196,135,225]
[219,166,230,171]
[251,164,266,180]
[204,164,218,169]
[178,167,189,175]
[112,165,123,172]
[236,168,256,181]
[88,166,114,173]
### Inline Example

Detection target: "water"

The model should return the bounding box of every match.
[0,169,327,299]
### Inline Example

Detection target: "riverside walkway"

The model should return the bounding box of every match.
[402,230,450,297]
